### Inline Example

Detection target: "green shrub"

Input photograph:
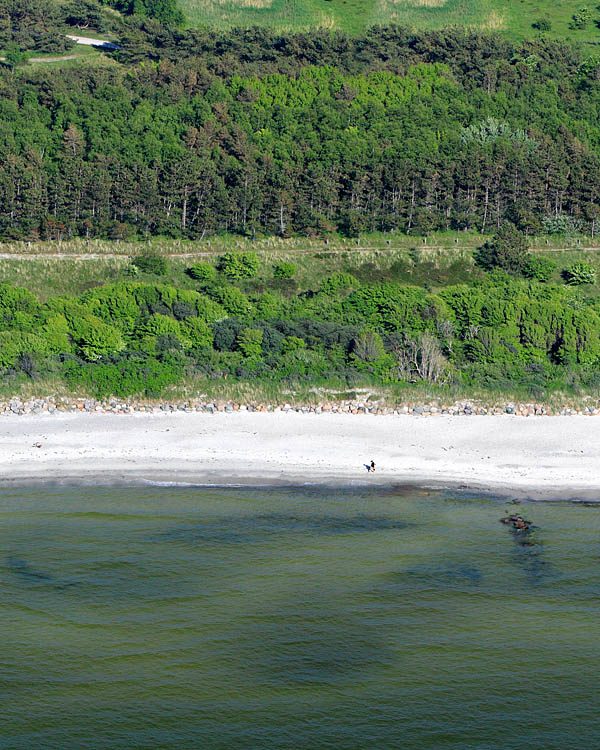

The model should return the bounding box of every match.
[273,262,297,279]
[194,294,227,322]
[83,284,141,333]
[181,318,213,350]
[563,262,596,285]
[187,262,217,282]
[172,301,196,320]
[320,272,359,294]
[522,256,556,282]
[532,18,552,31]
[1,311,37,332]
[42,315,72,354]
[212,319,245,351]
[569,7,591,28]
[210,286,253,317]
[63,357,181,398]
[136,313,182,339]
[70,316,125,361]
[256,291,285,319]
[132,253,168,275]
[350,330,385,362]
[237,327,263,358]
[218,252,260,279]
[0,283,41,315]
[281,336,306,353]
[0,331,50,368]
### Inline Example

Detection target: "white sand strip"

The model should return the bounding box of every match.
[0,412,599,499]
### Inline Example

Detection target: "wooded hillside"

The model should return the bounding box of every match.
[0,25,599,241]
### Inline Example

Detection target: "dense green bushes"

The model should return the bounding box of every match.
[218,253,260,280]
[63,357,182,398]
[132,254,169,275]
[3,259,600,398]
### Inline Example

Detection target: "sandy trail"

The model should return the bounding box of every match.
[0,412,598,499]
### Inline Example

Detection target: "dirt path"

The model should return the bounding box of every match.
[29,55,78,63]
[0,247,463,261]
[0,245,597,261]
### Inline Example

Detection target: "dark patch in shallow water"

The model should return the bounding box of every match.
[155,513,412,546]
[238,599,391,686]
[512,542,554,586]
[378,563,483,597]
[6,555,80,591]
[500,513,556,586]
[6,555,54,583]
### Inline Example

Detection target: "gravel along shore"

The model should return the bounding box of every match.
[1,396,600,417]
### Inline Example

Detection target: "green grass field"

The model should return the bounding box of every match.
[178,0,600,41]
[1,231,599,300]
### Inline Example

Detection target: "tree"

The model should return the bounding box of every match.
[4,44,29,69]
[391,333,448,384]
[104,0,184,25]
[62,0,105,30]
[474,223,530,275]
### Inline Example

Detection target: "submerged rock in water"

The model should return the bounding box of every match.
[500,514,533,532]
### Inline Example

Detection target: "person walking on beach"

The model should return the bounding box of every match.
[370,460,375,473]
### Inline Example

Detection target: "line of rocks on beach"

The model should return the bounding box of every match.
[2,398,600,417]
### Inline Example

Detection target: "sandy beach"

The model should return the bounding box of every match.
[0,411,599,499]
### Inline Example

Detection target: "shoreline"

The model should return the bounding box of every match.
[1,411,600,501]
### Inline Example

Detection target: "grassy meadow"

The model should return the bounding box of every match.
[177,0,600,41]
[2,231,600,300]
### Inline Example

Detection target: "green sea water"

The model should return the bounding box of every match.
[1,485,600,749]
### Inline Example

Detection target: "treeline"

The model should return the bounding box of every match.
[1,20,600,239]
[98,0,183,26]
[2,248,600,397]
[0,0,182,54]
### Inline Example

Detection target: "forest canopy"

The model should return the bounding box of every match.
[0,20,598,241]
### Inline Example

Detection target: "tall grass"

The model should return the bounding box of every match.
[1,229,596,257]
[4,373,600,410]
[0,257,126,300]
[2,229,600,299]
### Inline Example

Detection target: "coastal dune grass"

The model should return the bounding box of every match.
[2,231,600,299]
[0,243,476,298]
[3,373,600,412]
